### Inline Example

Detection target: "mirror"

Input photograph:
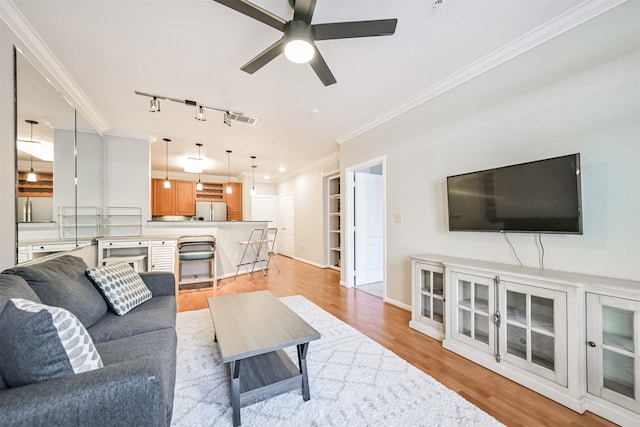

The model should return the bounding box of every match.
[15,47,103,259]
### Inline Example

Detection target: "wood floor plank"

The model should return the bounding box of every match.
[176,255,615,427]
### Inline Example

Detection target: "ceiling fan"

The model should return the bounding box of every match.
[214,0,398,86]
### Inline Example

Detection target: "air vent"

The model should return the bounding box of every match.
[228,113,258,126]
[322,159,340,176]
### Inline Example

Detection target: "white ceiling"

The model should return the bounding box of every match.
[5,0,623,180]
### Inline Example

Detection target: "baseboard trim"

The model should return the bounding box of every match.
[292,257,324,269]
[384,298,411,312]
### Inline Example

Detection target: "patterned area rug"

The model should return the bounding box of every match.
[171,295,503,427]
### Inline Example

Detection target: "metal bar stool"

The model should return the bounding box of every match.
[235,227,265,279]
[177,235,216,291]
[251,227,280,276]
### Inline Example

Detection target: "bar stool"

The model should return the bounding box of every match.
[235,227,265,279]
[102,255,147,272]
[251,227,280,276]
[177,235,216,291]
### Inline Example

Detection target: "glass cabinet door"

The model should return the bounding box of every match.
[417,263,444,324]
[451,272,495,353]
[499,281,567,386]
[587,293,640,413]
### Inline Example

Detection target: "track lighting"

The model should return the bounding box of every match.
[150,97,160,112]
[163,138,171,189]
[195,105,206,121]
[226,150,232,194]
[135,91,257,125]
[25,120,38,182]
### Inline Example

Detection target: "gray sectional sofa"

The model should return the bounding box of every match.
[0,255,177,427]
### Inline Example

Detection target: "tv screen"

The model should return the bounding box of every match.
[447,154,582,234]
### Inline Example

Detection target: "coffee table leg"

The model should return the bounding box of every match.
[231,360,241,426]
[297,343,310,401]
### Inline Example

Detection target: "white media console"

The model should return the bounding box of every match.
[410,254,640,426]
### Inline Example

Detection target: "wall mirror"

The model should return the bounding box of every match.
[15,47,103,261]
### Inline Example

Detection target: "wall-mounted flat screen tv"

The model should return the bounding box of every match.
[446,153,582,234]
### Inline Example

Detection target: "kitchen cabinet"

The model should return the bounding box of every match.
[226,182,243,221]
[152,178,195,216]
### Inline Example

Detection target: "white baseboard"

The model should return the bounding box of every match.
[384,297,411,312]
[292,256,325,269]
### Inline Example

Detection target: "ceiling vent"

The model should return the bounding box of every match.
[228,113,258,126]
[322,159,340,176]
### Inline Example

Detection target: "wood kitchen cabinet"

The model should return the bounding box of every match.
[226,182,242,221]
[152,179,195,216]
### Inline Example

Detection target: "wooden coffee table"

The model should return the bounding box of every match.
[208,291,320,426]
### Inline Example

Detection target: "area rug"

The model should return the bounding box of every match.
[171,295,503,427]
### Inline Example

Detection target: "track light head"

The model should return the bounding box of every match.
[195,106,206,121]
[223,111,232,127]
[150,97,161,112]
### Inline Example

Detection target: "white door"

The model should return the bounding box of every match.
[276,193,294,257]
[354,172,383,286]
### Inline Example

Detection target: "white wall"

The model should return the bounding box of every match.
[0,20,17,269]
[104,135,151,219]
[340,3,640,306]
[277,163,324,266]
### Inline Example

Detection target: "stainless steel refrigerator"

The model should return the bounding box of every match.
[195,201,228,221]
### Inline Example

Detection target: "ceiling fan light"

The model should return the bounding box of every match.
[284,39,315,64]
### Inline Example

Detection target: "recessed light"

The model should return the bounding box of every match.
[310,107,319,116]
[278,166,286,172]
[264,175,270,180]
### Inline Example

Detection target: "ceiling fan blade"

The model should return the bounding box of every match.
[313,19,397,40]
[293,0,317,23]
[309,46,336,86]
[240,38,285,74]
[214,0,286,32]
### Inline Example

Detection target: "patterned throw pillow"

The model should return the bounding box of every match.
[85,263,152,315]
[0,298,103,388]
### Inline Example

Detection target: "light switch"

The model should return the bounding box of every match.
[394,212,403,223]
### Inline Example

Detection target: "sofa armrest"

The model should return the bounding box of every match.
[139,272,176,297]
[0,359,168,427]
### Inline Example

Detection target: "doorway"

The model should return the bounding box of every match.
[346,157,385,298]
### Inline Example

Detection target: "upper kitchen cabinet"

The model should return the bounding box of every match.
[152,179,195,216]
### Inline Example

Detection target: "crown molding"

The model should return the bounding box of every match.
[0,0,109,135]
[335,0,627,145]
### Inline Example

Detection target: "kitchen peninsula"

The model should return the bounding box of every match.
[98,220,270,284]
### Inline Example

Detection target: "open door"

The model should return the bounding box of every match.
[354,170,383,286]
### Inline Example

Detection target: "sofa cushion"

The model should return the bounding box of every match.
[95,328,177,425]
[0,298,103,388]
[86,263,153,315]
[0,273,41,313]
[88,295,176,344]
[3,255,108,328]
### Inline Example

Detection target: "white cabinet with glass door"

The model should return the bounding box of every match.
[449,272,496,354]
[410,259,445,340]
[586,293,640,424]
[500,280,567,386]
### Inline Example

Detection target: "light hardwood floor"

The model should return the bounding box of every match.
[177,255,615,427]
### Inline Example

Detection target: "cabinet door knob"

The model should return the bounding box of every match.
[588,341,596,348]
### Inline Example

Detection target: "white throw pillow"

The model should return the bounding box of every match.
[86,263,152,315]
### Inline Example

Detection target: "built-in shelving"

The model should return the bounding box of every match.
[58,206,101,239]
[327,175,341,270]
[104,206,142,236]
[196,182,226,201]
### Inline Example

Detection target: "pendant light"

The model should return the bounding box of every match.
[195,106,206,121]
[25,120,38,182]
[250,156,257,196]
[226,150,233,194]
[195,143,203,191]
[163,138,171,189]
